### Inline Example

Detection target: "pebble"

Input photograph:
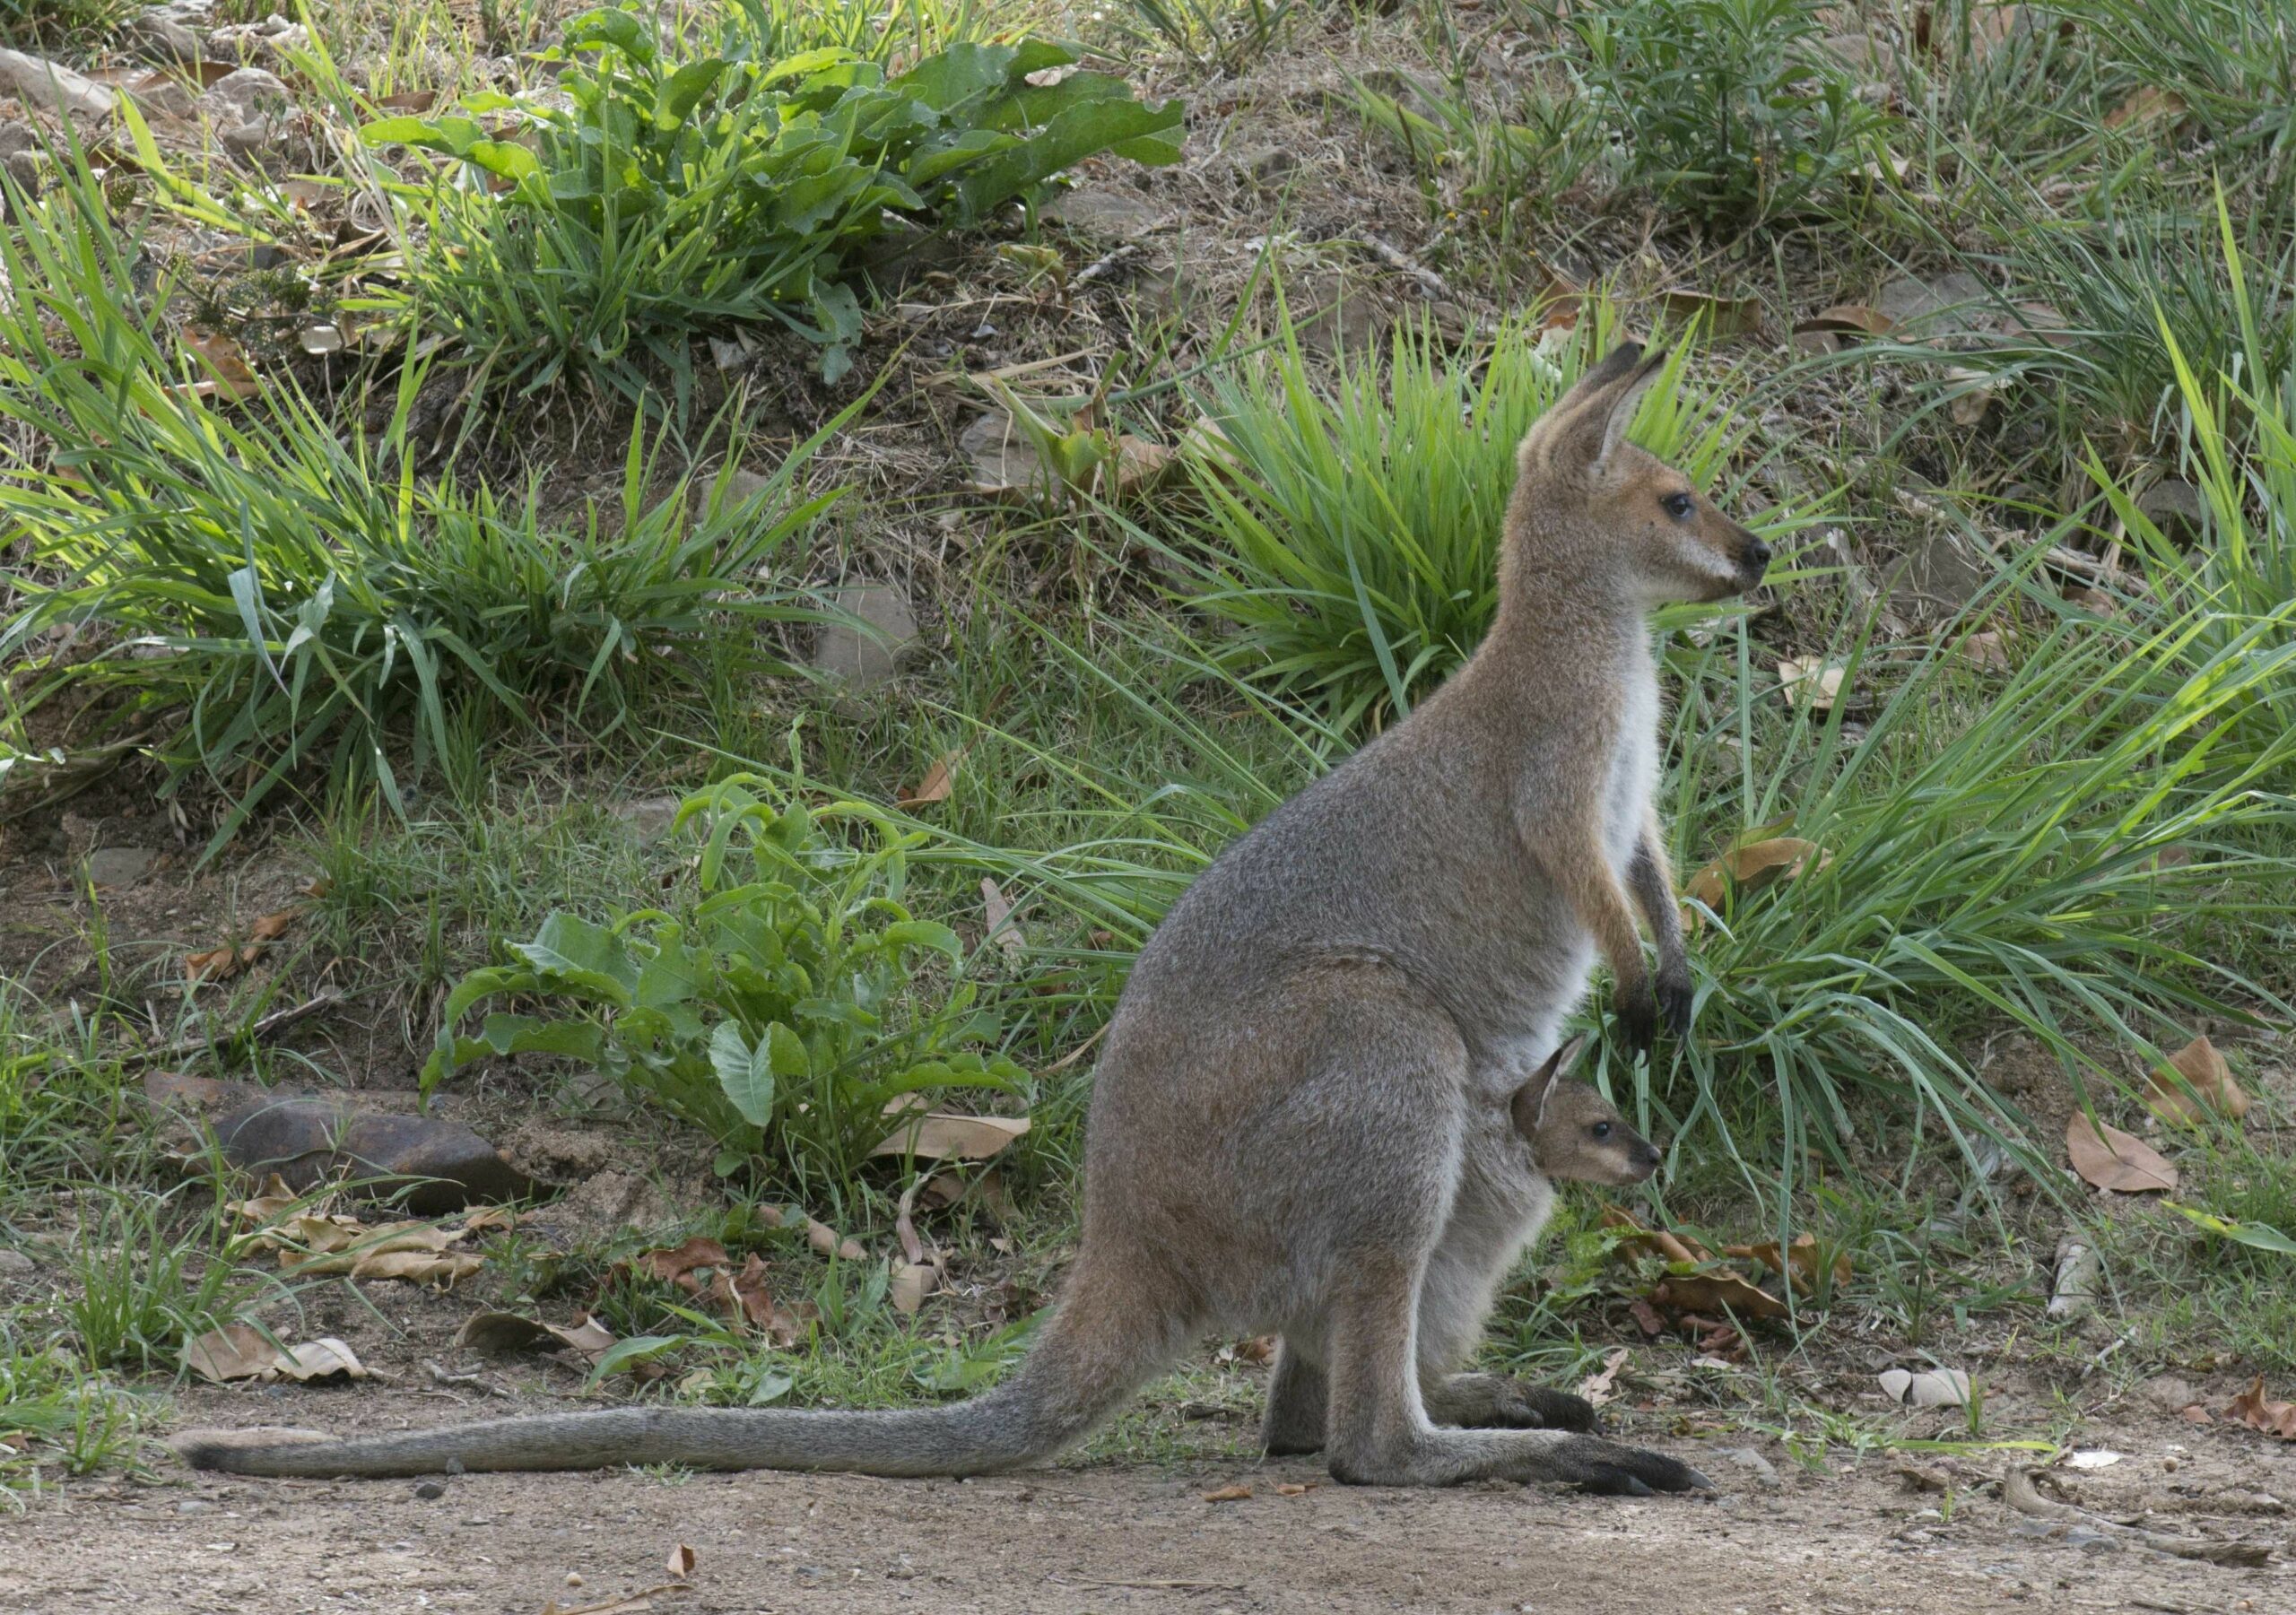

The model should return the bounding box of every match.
[413,1480,447,1500]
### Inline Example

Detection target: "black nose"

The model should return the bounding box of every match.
[1634,1142,1662,1168]
[1743,538,1772,572]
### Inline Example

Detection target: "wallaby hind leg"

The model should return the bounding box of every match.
[1261,1339,1328,1456]
[1412,1147,1596,1434]
[1323,1252,1706,1493]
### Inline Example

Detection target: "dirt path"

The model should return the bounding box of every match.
[6,1427,2289,1614]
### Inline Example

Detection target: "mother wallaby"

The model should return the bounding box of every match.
[181,345,1769,1492]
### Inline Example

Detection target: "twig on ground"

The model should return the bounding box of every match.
[1073,241,1144,290]
[1359,233,1452,303]
[2000,1467,2273,1567]
[126,991,345,1066]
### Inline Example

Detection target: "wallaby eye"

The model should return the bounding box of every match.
[1591,1121,1612,1140]
[1661,491,1694,520]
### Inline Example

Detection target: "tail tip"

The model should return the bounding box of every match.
[172,1427,335,1472]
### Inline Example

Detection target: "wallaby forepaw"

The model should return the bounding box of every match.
[1517,1387,1599,1433]
[1613,984,1657,1056]
[1657,970,1693,1041]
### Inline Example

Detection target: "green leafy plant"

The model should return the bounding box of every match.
[0,161,848,858]
[359,3,1184,401]
[1574,0,1889,230]
[423,772,1028,1192]
[1352,71,1606,245]
[1142,304,1785,729]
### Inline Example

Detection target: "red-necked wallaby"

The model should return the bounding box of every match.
[178,344,1766,1492]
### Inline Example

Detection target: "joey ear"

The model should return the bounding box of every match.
[1518,1037,1583,1134]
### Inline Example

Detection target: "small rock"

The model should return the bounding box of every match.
[692,465,774,520]
[219,122,276,163]
[202,66,290,123]
[84,847,157,887]
[2136,477,2205,543]
[1231,144,1297,185]
[813,582,918,690]
[1294,273,1387,360]
[0,120,39,160]
[1875,271,1994,337]
[2062,1526,2120,1553]
[413,1480,448,1500]
[128,15,206,65]
[1042,188,1169,240]
[127,78,201,121]
[2141,1373,2197,1412]
[0,50,118,119]
[608,795,682,844]
[1888,526,1989,621]
[2,149,39,207]
[0,1249,33,1275]
[1719,1446,1779,1484]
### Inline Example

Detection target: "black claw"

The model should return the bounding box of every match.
[1683,1467,1716,1491]
[1618,1473,1655,1497]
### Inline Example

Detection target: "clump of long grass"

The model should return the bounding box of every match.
[1138,303,1797,731]
[0,165,847,859]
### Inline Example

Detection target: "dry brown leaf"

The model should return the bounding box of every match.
[1274,1482,1316,1497]
[802,1217,865,1263]
[636,1236,734,1288]
[1578,1346,1630,1406]
[1650,1271,1789,1321]
[1600,1206,1713,1265]
[180,328,262,400]
[1793,327,1842,358]
[2145,1035,2250,1124]
[871,1111,1031,1162]
[248,906,303,943]
[542,1584,688,1615]
[2105,87,2187,130]
[1798,303,1895,339]
[1960,629,2013,672]
[1682,838,1833,910]
[184,945,255,983]
[2179,1402,2213,1425]
[1627,1298,1666,1337]
[375,89,439,113]
[1779,657,1848,712]
[1657,290,1761,337]
[1201,1483,1253,1503]
[898,747,964,810]
[2227,1376,2296,1440]
[728,1253,812,1346]
[226,1173,303,1223]
[1721,1233,1852,1295]
[890,1260,939,1315]
[1944,365,1996,426]
[981,878,1026,964]
[2066,1114,2178,1194]
[183,1323,278,1383]
[1108,435,1174,498]
[665,1543,696,1580]
[273,1337,370,1383]
[1232,1333,1277,1365]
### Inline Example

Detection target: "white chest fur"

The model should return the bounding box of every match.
[1600,638,1661,878]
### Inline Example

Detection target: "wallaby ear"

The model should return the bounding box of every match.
[1590,348,1673,473]
[1519,344,1672,479]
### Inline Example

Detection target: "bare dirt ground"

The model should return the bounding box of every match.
[4,1393,2291,1614]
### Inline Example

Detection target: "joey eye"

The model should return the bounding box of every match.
[1591,1121,1613,1140]
[1661,491,1694,520]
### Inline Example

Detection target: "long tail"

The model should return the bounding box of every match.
[175,1263,1178,1479]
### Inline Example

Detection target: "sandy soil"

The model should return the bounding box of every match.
[4,1394,2289,1614]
